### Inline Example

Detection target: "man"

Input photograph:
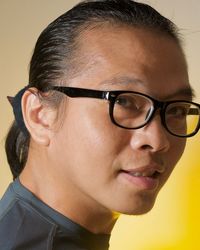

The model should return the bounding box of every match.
[1,0,200,249]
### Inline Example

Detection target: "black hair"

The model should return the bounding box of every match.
[5,0,181,179]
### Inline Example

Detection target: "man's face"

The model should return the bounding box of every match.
[51,26,190,215]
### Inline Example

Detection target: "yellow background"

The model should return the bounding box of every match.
[0,1,200,249]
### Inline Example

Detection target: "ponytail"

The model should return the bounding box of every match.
[5,121,30,179]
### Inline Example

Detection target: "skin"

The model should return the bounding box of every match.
[20,25,191,234]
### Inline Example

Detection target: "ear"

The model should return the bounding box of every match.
[21,88,57,146]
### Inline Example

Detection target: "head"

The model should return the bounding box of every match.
[6,0,196,216]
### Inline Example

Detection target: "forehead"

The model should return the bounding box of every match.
[73,25,190,99]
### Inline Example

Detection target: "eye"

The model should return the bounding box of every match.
[166,105,188,118]
[115,95,139,110]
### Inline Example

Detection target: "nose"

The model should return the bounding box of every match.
[130,114,170,153]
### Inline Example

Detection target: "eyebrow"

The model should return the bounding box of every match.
[100,75,144,87]
[99,75,195,100]
[162,87,195,101]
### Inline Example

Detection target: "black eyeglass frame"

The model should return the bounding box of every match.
[49,86,200,138]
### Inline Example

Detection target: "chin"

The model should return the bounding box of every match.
[121,204,155,216]
[115,193,157,216]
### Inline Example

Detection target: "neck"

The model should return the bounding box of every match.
[19,148,120,234]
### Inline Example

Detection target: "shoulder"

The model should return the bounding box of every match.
[0,184,57,250]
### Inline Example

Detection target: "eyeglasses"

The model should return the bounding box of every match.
[49,86,200,138]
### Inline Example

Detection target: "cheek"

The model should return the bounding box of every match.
[56,101,126,179]
[163,137,186,182]
[170,137,186,165]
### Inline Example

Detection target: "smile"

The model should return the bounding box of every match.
[118,165,164,190]
[127,169,159,178]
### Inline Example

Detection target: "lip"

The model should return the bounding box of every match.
[122,164,165,175]
[118,171,159,190]
[118,164,164,191]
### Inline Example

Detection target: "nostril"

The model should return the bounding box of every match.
[141,144,153,150]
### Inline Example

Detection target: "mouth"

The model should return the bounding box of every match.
[118,166,164,190]
[122,169,160,178]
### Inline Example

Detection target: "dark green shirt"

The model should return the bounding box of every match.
[0,179,110,250]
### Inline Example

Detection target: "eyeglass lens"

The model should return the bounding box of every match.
[113,93,200,136]
[165,102,200,136]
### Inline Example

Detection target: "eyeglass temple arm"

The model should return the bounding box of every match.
[188,108,199,115]
[51,86,108,100]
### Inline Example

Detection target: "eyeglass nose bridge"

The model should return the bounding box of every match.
[143,99,167,129]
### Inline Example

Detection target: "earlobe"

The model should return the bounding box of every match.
[21,88,55,147]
